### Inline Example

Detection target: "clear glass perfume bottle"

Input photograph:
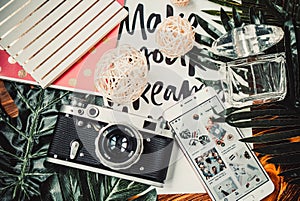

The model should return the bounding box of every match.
[211,24,287,107]
[220,53,286,107]
[212,24,284,59]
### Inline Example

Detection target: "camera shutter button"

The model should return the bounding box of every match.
[87,106,99,117]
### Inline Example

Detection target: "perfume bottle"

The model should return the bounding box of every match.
[212,24,287,107]
[212,24,284,59]
[220,53,286,107]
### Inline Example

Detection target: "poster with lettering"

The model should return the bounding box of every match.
[110,0,227,119]
[110,0,229,194]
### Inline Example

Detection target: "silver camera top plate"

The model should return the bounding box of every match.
[60,104,173,139]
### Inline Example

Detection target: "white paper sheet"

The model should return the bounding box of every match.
[114,0,247,195]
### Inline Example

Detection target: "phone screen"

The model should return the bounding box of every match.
[168,94,270,201]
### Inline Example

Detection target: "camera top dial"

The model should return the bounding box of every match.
[95,123,143,170]
[87,106,99,118]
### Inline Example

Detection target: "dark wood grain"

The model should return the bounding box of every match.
[0,80,18,118]
[158,193,212,201]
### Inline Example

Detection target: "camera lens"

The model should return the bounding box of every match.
[95,124,143,170]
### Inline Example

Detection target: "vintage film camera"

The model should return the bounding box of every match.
[47,104,174,187]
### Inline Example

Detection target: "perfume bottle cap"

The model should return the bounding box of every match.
[211,24,284,59]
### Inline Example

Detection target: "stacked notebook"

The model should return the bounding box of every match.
[0,0,127,88]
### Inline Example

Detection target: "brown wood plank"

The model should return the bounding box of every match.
[0,80,18,118]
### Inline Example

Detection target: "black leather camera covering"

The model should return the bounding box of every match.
[48,114,174,183]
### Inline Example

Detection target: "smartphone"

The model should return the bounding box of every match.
[163,87,274,201]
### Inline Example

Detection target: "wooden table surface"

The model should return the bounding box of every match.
[157,146,300,201]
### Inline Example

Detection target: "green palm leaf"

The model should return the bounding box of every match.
[40,169,153,201]
[195,0,300,188]
[278,168,300,184]
[220,8,234,31]
[0,81,156,201]
[0,82,69,201]
[268,153,300,165]
[208,0,242,8]
[240,128,300,143]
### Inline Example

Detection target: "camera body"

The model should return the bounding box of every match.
[47,104,174,187]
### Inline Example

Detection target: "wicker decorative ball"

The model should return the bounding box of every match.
[94,45,148,104]
[156,16,195,58]
[171,0,190,7]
